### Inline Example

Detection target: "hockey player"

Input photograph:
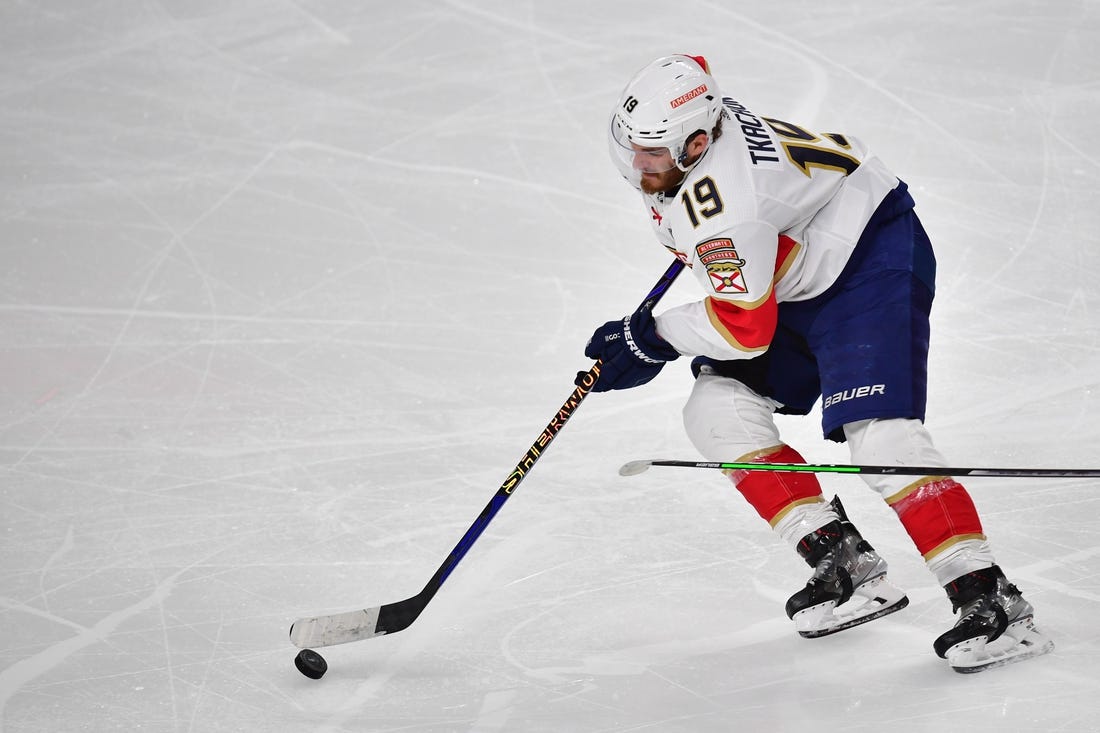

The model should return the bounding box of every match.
[584,54,1053,673]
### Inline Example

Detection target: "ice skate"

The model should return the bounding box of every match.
[785,496,909,638]
[933,565,1053,673]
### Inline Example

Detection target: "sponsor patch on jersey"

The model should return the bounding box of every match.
[697,238,748,294]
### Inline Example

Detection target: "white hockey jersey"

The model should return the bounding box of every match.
[649,98,900,360]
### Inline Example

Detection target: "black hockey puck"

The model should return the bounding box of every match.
[294,648,328,679]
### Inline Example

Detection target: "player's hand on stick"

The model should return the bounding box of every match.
[582,310,679,392]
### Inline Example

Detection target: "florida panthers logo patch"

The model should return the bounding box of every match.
[697,238,748,294]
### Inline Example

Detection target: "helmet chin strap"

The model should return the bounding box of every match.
[674,132,711,173]
[674,157,698,174]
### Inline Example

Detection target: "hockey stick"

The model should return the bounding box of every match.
[619,459,1100,479]
[289,259,687,649]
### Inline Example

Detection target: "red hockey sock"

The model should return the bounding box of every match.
[887,477,986,558]
[727,445,825,525]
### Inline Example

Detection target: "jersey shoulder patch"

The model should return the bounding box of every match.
[696,238,748,295]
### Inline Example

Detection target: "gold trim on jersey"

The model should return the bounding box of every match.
[768,496,827,528]
[884,476,951,506]
[921,533,989,562]
[704,294,773,353]
[774,236,802,283]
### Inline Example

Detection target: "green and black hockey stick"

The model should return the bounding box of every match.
[620,459,1100,479]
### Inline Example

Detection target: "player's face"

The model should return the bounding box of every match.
[631,144,685,194]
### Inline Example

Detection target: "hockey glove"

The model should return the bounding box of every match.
[582,309,680,392]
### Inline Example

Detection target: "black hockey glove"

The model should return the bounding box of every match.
[581,309,680,392]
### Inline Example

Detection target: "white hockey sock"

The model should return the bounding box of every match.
[772,499,840,549]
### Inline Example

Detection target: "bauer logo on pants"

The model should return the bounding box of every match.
[697,238,748,294]
[823,384,886,409]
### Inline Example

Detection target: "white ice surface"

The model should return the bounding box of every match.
[2,2,1099,731]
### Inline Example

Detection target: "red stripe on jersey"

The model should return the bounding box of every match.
[775,234,800,281]
[705,295,776,352]
[888,477,986,558]
[728,445,825,524]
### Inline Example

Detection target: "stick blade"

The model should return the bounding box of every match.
[289,608,383,649]
[619,460,654,477]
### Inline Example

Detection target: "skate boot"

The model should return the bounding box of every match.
[785,496,909,638]
[933,565,1053,673]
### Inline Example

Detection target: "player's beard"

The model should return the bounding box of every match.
[639,165,686,195]
[638,165,686,193]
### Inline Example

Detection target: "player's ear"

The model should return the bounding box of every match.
[682,131,709,165]
[689,132,710,157]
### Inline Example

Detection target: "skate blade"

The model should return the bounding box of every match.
[794,575,909,639]
[946,616,1054,674]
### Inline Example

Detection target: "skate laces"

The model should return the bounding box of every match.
[954,588,1013,643]
[958,595,998,626]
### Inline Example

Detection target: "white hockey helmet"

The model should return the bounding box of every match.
[609,54,723,188]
